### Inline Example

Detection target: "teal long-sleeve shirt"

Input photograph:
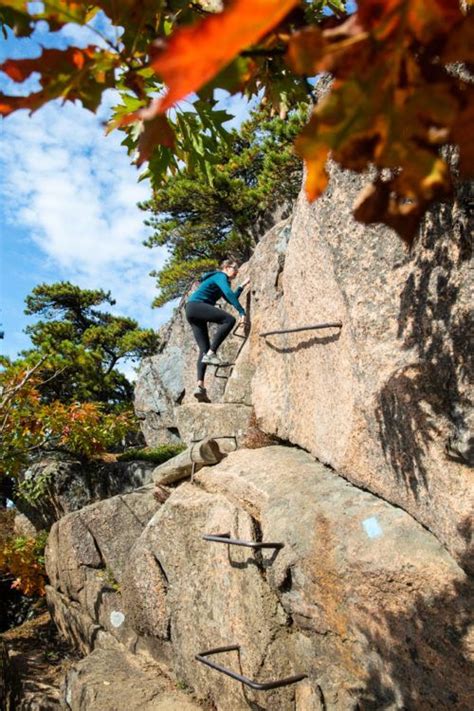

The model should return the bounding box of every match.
[188,271,245,316]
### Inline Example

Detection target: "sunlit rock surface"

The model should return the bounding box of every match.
[247,171,473,565]
[46,448,473,710]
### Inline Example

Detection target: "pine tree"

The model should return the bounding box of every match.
[141,104,306,307]
[22,282,159,406]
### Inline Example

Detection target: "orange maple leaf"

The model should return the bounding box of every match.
[151,0,298,113]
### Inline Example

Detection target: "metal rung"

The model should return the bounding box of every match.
[196,645,307,691]
[260,322,342,337]
[214,363,235,379]
[232,321,247,338]
[203,533,284,550]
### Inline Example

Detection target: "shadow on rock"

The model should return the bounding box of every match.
[376,184,473,494]
[354,519,474,710]
[375,364,442,498]
[264,328,342,354]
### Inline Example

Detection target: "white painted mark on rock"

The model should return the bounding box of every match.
[362,517,383,539]
[110,611,125,628]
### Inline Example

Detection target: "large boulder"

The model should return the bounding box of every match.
[16,457,155,529]
[243,170,472,566]
[121,480,298,711]
[45,485,158,654]
[175,403,252,448]
[123,446,472,710]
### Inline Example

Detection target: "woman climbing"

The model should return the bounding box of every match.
[185,259,249,402]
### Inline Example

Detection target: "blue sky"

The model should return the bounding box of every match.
[0,14,250,373]
[0,16,170,367]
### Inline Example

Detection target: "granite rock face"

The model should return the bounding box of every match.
[45,485,158,654]
[62,647,203,711]
[247,170,473,565]
[135,173,471,565]
[192,447,473,710]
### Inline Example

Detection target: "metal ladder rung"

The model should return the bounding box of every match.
[214,363,235,379]
[196,645,307,691]
[260,322,342,337]
[203,533,284,550]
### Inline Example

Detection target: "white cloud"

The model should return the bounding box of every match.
[1,93,170,330]
[0,14,254,345]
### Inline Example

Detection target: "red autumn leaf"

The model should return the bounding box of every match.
[303,152,330,202]
[353,179,423,244]
[151,0,299,113]
[0,46,118,115]
[111,102,175,165]
[287,15,369,79]
[136,115,175,166]
[405,0,462,43]
[0,47,95,83]
[442,13,474,64]
[0,93,47,116]
[294,112,330,201]
[286,26,326,76]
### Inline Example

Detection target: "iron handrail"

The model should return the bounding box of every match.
[203,533,284,550]
[260,322,342,337]
[196,645,307,691]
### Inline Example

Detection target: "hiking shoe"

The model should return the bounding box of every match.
[193,386,210,403]
[201,352,227,366]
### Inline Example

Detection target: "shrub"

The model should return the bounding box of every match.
[117,443,186,464]
[0,531,48,597]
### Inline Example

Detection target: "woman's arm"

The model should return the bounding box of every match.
[214,273,245,315]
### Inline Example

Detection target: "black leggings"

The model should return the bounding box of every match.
[185,301,236,380]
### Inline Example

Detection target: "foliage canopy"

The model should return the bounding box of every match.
[0,1,472,242]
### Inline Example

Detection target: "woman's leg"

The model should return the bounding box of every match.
[187,304,235,352]
[185,303,210,382]
[186,302,236,353]
[210,309,236,352]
